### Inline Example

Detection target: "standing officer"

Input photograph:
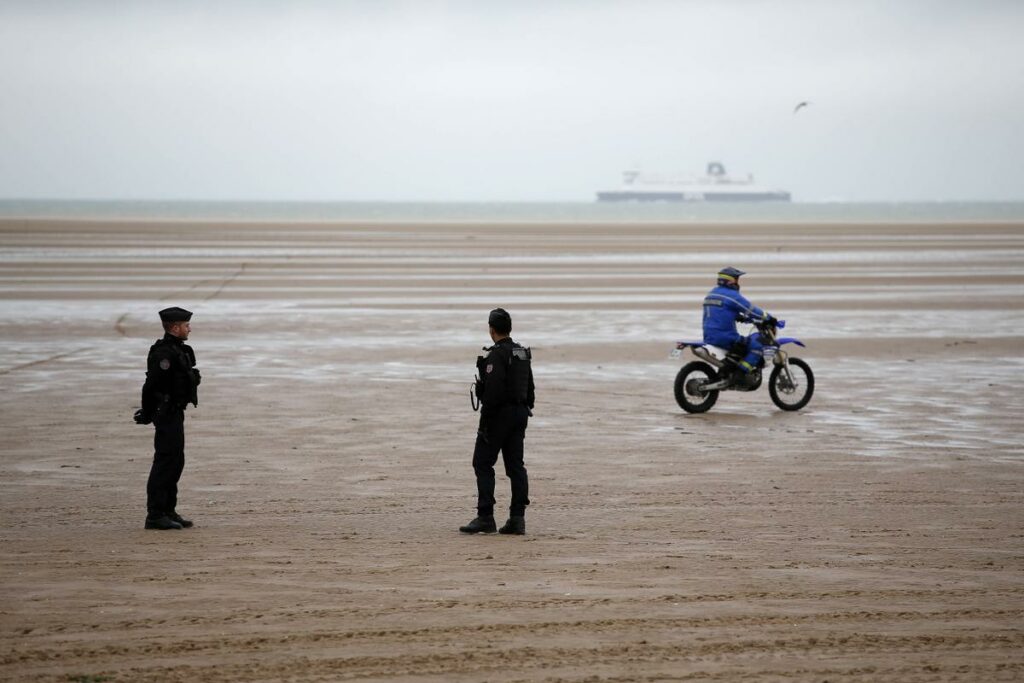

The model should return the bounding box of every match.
[460,308,535,536]
[133,307,201,530]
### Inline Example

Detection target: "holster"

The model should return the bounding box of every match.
[152,393,172,419]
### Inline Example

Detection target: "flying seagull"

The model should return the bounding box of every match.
[793,101,810,114]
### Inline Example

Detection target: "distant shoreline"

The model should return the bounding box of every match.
[2,199,1024,224]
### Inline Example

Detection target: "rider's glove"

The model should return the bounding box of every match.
[763,314,776,326]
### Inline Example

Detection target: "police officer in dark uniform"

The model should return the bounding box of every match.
[460,308,535,535]
[133,307,201,530]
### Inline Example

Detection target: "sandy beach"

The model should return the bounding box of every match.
[1,217,1023,682]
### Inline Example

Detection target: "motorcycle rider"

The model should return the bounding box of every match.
[702,267,777,379]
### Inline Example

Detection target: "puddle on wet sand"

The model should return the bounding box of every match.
[810,357,1022,460]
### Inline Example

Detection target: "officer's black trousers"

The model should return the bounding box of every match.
[147,407,185,518]
[473,405,530,517]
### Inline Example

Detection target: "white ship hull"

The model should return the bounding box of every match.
[596,162,790,203]
[596,189,791,202]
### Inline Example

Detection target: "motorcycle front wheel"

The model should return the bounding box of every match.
[768,357,814,411]
[674,361,720,413]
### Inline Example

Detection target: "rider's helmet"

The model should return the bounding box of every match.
[717,266,745,290]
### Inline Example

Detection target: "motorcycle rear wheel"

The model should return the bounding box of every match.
[674,361,720,413]
[768,357,814,411]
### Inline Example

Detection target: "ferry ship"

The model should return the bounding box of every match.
[596,162,791,202]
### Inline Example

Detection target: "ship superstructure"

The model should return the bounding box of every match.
[597,162,790,202]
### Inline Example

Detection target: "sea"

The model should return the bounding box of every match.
[1,200,1024,223]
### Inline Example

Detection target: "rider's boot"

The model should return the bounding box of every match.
[736,361,757,388]
[718,360,738,385]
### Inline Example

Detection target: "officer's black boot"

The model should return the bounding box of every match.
[499,516,526,535]
[145,515,183,530]
[168,512,193,528]
[459,515,497,534]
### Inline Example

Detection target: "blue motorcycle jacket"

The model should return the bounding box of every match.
[702,285,770,344]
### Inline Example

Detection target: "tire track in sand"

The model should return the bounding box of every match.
[0,347,93,376]
[113,262,248,337]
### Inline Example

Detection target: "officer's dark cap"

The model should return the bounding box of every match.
[488,308,512,334]
[159,306,193,323]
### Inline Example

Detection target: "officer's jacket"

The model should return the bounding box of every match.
[477,337,535,421]
[141,333,200,417]
[702,285,769,343]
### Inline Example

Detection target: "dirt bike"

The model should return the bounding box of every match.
[671,319,814,413]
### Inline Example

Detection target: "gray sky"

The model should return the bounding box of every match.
[1,0,1022,202]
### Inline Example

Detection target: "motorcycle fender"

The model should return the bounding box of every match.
[777,337,805,347]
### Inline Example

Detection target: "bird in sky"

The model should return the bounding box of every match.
[793,101,810,114]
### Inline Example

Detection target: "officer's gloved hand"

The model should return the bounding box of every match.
[192,368,201,386]
[133,409,152,425]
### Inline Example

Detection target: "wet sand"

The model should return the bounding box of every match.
[1,218,1023,682]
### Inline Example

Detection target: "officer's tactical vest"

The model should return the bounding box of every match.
[153,338,199,407]
[507,345,531,405]
[475,342,531,406]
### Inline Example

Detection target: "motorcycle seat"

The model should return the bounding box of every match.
[701,344,729,360]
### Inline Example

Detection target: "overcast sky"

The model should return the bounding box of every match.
[1,1,1022,202]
